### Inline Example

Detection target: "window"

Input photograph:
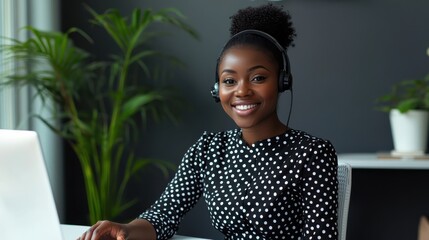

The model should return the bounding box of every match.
[0,0,29,129]
[0,0,64,221]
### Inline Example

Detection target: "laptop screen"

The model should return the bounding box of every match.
[0,129,63,240]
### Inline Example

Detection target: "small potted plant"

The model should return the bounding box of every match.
[377,71,429,156]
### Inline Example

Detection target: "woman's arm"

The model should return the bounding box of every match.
[79,133,210,240]
[300,140,339,240]
[137,133,209,239]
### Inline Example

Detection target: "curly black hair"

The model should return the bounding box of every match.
[216,4,297,92]
[229,3,296,49]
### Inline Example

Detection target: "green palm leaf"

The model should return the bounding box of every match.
[1,4,197,224]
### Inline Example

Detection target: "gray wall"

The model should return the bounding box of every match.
[61,0,429,239]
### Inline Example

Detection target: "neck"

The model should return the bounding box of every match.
[241,117,288,145]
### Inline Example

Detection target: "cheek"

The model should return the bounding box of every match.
[219,89,235,115]
[219,92,230,110]
[269,91,280,104]
[218,87,231,103]
[220,99,234,119]
[262,82,279,98]
[263,88,281,108]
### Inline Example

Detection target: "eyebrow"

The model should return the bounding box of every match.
[220,65,271,75]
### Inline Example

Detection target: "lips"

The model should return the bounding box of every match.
[234,104,257,111]
[232,103,259,116]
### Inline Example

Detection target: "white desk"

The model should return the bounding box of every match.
[338,153,429,169]
[60,224,211,240]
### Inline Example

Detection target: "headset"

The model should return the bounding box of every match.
[210,29,293,103]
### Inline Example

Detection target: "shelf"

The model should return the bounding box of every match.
[338,153,429,170]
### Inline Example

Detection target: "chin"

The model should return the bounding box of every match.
[232,119,257,129]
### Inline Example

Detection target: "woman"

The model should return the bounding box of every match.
[79,4,338,240]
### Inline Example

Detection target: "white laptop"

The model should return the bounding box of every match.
[0,129,65,239]
[0,129,211,240]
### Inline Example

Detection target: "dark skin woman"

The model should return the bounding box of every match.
[79,4,338,240]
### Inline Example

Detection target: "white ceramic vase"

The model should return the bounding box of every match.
[389,109,429,156]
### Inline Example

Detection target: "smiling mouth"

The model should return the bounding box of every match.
[234,104,258,111]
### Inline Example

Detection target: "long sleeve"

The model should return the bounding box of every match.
[138,134,208,239]
[300,140,338,239]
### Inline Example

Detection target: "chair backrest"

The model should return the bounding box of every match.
[337,162,352,240]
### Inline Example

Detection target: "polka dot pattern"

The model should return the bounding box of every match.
[139,129,338,240]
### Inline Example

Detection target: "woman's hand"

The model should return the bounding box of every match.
[78,220,129,240]
[77,219,156,240]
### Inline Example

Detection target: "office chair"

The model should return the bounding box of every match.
[337,162,352,240]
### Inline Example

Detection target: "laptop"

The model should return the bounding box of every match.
[0,129,64,239]
[0,129,211,240]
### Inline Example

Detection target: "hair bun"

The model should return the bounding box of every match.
[229,4,296,49]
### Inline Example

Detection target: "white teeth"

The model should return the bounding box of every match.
[235,104,257,110]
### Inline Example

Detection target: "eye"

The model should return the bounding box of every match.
[251,75,266,83]
[222,78,236,85]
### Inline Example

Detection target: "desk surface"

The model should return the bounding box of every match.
[61,224,211,240]
[339,153,429,169]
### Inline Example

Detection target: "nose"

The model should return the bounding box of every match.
[235,80,252,97]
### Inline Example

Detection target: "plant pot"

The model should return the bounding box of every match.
[389,109,429,156]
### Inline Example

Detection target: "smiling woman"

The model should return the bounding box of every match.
[78,4,339,240]
[218,45,284,144]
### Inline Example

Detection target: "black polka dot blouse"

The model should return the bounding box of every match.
[139,128,338,240]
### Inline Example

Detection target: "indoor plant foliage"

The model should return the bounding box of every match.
[377,75,429,113]
[0,6,197,224]
[377,66,429,155]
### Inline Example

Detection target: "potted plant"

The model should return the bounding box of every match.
[0,6,197,224]
[377,72,429,156]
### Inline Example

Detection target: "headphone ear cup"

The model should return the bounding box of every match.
[211,60,221,103]
[282,52,292,92]
[278,70,285,92]
[285,72,293,91]
[278,70,293,92]
[211,82,220,102]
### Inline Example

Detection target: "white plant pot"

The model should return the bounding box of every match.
[389,109,429,156]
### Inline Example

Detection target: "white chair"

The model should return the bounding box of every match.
[337,162,352,240]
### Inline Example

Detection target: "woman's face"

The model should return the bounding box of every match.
[218,45,280,130]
